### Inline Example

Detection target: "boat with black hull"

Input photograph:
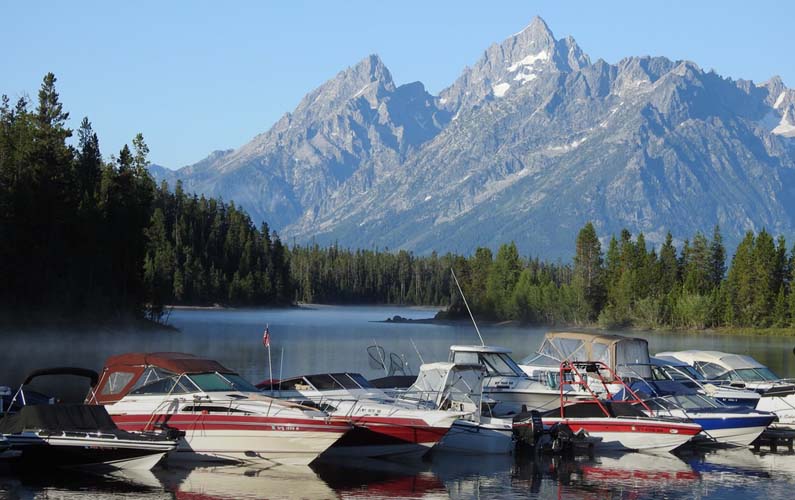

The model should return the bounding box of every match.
[0,368,179,471]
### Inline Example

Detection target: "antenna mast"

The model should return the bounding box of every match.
[450,268,485,346]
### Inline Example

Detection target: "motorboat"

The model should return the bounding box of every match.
[514,361,702,452]
[0,367,179,471]
[88,352,351,466]
[650,356,762,408]
[399,362,514,454]
[656,350,795,426]
[257,371,463,459]
[448,345,565,415]
[625,376,776,446]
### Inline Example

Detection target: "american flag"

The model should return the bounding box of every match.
[262,326,270,348]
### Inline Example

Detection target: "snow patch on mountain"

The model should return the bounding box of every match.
[507,50,550,72]
[774,92,787,109]
[772,109,795,137]
[492,82,511,97]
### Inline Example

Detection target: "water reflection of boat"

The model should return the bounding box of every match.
[155,464,336,500]
[0,467,169,499]
[578,452,699,484]
[755,451,795,481]
[510,451,698,498]
[313,457,446,499]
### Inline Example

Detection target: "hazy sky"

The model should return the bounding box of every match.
[3,1,793,168]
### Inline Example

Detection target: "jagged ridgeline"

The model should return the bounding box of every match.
[153,16,795,259]
[0,74,292,324]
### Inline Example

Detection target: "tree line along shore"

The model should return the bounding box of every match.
[2,74,794,334]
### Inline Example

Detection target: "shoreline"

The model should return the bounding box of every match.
[378,314,795,337]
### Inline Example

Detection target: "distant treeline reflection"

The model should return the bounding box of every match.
[2,74,793,330]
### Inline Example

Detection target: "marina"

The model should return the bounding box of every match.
[2,305,795,498]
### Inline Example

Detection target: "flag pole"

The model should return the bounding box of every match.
[278,347,284,394]
[264,324,273,396]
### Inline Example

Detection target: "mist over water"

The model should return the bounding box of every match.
[3,305,795,401]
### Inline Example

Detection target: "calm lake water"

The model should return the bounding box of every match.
[2,305,795,499]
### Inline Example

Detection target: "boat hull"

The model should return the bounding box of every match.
[4,432,174,471]
[435,418,514,454]
[325,416,452,458]
[757,394,795,426]
[541,417,701,452]
[111,414,350,466]
[692,414,775,446]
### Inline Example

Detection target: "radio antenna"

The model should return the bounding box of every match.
[450,268,485,346]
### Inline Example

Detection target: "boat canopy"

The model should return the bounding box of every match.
[22,367,99,387]
[91,352,235,404]
[404,362,484,411]
[655,350,766,371]
[0,404,118,434]
[449,345,512,354]
[535,332,651,378]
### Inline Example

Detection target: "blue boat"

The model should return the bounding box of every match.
[627,378,776,446]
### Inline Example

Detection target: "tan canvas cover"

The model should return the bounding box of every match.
[537,332,651,378]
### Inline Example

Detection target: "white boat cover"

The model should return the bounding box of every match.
[536,332,651,378]
[655,350,766,371]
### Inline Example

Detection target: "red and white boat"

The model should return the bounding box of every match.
[515,361,702,452]
[87,352,351,466]
[258,372,463,458]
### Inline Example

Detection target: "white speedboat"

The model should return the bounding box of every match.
[258,372,462,459]
[656,350,795,426]
[400,362,514,454]
[448,345,564,415]
[89,352,351,466]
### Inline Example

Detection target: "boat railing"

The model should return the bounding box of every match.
[558,361,652,418]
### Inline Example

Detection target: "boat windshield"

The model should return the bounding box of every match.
[653,364,705,382]
[479,353,525,377]
[729,367,780,383]
[665,393,720,409]
[131,375,198,395]
[188,373,259,392]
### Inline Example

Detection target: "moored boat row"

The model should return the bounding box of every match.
[2,329,792,471]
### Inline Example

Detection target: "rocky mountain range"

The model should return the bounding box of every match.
[152,17,795,258]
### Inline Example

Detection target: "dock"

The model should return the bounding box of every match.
[752,427,795,452]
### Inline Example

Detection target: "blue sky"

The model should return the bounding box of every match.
[3,1,793,168]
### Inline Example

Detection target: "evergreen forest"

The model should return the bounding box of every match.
[3,74,795,332]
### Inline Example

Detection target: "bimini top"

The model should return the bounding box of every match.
[535,331,650,378]
[449,345,512,354]
[91,352,235,405]
[655,350,766,371]
[102,352,231,375]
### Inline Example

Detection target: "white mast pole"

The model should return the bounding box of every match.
[450,268,485,346]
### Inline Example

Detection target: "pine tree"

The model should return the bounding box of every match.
[572,222,605,321]
[709,225,726,288]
